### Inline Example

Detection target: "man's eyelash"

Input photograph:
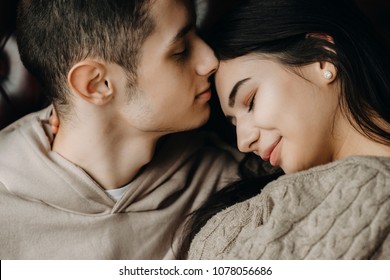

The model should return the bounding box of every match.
[173,48,187,56]
[173,43,190,61]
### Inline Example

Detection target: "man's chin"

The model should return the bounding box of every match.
[178,113,211,133]
[195,109,211,128]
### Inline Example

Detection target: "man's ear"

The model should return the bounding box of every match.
[68,60,114,105]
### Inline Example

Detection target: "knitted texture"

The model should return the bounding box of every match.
[189,156,390,259]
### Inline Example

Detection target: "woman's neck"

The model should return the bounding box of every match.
[332,118,390,160]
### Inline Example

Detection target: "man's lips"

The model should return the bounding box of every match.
[196,87,212,101]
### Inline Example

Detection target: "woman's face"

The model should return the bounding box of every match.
[215,54,340,173]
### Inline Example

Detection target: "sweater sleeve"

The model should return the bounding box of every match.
[371,232,390,259]
[188,156,390,260]
[188,181,275,259]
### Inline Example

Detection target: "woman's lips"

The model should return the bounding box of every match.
[260,137,282,166]
[269,138,282,166]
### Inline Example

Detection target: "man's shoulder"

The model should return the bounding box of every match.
[0,106,52,135]
[0,106,52,171]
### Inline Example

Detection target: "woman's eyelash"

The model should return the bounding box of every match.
[248,93,256,112]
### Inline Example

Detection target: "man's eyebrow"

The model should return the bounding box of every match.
[228,78,251,107]
[169,21,194,46]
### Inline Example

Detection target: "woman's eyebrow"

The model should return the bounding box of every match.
[228,78,251,107]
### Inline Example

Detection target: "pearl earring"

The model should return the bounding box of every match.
[324,71,333,79]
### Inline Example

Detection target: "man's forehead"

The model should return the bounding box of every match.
[183,0,196,19]
[147,0,195,44]
[136,0,195,65]
[150,0,195,24]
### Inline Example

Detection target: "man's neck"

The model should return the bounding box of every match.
[52,121,160,190]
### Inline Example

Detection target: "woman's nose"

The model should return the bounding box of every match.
[236,120,259,153]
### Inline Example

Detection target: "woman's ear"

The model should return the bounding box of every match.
[319,61,337,84]
[301,61,337,86]
[305,33,337,84]
[67,60,114,106]
[306,32,336,56]
[306,33,335,44]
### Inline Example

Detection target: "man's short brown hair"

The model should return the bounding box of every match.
[16,0,155,114]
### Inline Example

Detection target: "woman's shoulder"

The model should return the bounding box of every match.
[188,156,390,259]
[229,156,390,259]
[258,156,390,202]
[275,155,390,185]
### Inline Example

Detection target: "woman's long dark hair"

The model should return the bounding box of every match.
[176,0,389,259]
[208,0,389,145]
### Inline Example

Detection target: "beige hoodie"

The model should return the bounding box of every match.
[0,107,241,259]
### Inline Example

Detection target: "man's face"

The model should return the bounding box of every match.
[117,0,218,135]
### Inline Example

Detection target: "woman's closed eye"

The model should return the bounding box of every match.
[246,91,257,112]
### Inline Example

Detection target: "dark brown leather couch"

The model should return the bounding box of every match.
[0,1,48,130]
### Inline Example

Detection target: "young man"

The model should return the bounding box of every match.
[0,0,242,259]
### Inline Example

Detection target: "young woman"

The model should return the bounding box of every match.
[178,0,390,259]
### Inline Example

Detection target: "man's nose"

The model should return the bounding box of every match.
[195,39,219,77]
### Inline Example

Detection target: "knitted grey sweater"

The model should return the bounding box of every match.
[188,156,390,259]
